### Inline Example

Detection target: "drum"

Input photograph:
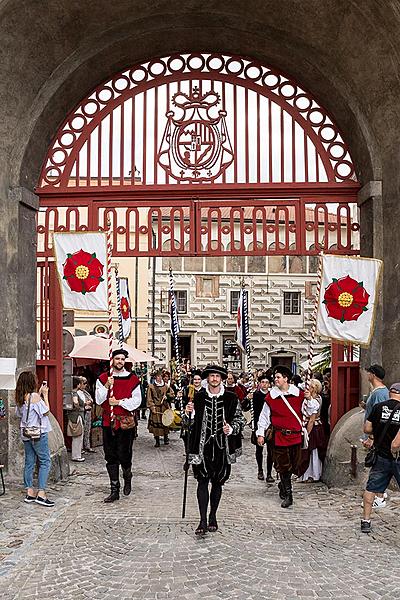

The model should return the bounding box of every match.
[161,408,182,430]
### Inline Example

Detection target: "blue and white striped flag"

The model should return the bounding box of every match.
[235,288,249,353]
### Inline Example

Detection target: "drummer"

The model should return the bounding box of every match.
[147,370,175,447]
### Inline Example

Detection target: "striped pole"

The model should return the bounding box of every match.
[242,279,255,429]
[106,217,115,425]
[115,265,124,345]
[305,253,324,390]
[169,266,182,409]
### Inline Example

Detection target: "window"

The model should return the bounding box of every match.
[230,290,241,314]
[175,290,188,314]
[283,291,301,315]
[161,290,188,313]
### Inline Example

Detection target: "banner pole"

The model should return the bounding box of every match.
[169,266,182,398]
[106,217,115,425]
[115,264,124,345]
[241,278,255,429]
[305,253,324,389]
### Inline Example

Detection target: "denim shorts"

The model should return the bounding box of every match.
[366,454,400,493]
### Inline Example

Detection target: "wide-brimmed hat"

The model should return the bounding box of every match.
[112,348,129,359]
[201,364,228,380]
[272,365,293,381]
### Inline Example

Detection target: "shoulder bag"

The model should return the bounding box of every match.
[365,402,400,467]
[22,394,42,440]
[67,417,83,437]
[279,393,309,449]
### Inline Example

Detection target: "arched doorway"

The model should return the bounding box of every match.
[36,53,360,428]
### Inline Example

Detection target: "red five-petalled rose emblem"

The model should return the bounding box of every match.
[323,275,369,323]
[63,249,104,295]
[120,297,130,320]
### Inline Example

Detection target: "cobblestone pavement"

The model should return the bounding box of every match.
[1,421,399,599]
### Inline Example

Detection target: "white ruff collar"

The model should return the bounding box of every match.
[206,383,225,399]
[114,369,129,378]
[269,384,300,399]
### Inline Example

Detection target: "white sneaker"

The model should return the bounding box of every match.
[372,497,386,509]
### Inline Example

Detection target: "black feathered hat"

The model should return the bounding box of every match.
[272,364,293,381]
[201,364,228,380]
[112,348,129,359]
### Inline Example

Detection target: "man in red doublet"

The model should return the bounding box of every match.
[95,349,142,503]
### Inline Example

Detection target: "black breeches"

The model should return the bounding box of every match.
[103,426,134,470]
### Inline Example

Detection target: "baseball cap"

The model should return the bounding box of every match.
[389,382,400,394]
[366,364,385,380]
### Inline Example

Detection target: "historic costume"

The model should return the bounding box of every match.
[253,376,274,482]
[257,365,311,508]
[147,378,175,446]
[298,393,327,481]
[184,365,245,534]
[95,350,142,502]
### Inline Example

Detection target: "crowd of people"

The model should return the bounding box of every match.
[13,355,400,536]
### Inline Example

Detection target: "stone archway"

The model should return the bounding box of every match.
[2,3,400,473]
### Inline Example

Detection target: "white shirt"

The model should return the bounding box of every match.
[95,369,142,412]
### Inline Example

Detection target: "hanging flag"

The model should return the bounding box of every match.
[316,255,382,346]
[235,288,249,352]
[118,277,132,340]
[53,232,108,311]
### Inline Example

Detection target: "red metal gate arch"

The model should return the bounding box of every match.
[36,52,360,432]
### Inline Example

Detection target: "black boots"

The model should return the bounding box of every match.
[164,434,169,445]
[280,473,293,508]
[154,436,160,447]
[104,464,120,503]
[122,468,132,496]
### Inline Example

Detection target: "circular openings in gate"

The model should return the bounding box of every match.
[59,131,76,149]
[112,75,131,93]
[50,149,68,166]
[327,142,347,161]
[116,226,126,234]
[244,63,262,82]
[307,108,326,127]
[221,225,231,235]
[294,94,313,112]
[278,82,297,100]
[188,54,205,72]
[225,57,244,76]
[167,56,186,73]
[44,166,61,185]
[262,71,281,90]
[81,99,100,117]
[139,226,148,234]
[334,161,354,180]
[206,54,224,72]
[129,66,148,84]
[319,125,337,143]
[95,86,115,104]
[68,114,87,133]
[148,59,167,78]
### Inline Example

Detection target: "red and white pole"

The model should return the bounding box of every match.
[106,217,114,424]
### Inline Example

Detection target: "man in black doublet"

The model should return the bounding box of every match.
[184,364,245,535]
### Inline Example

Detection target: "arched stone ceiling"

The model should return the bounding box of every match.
[0,1,399,187]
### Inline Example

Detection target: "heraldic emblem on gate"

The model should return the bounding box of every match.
[158,87,234,182]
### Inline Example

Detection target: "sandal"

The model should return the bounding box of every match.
[208,514,218,532]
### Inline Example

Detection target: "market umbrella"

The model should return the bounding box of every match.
[69,335,157,363]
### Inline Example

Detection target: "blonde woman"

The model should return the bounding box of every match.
[15,371,54,506]
[298,378,328,482]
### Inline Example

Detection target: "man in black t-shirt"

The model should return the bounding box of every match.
[361,382,400,533]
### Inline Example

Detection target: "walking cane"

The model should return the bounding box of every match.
[181,383,195,519]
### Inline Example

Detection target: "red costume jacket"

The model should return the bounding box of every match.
[265,385,305,446]
[99,371,140,430]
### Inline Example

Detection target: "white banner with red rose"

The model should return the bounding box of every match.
[53,232,108,311]
[316,255,383,346]
[118,277,132,340]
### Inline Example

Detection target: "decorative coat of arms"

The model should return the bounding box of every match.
[158,87,234,182]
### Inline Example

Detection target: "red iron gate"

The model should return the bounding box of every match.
[36,52,361,432]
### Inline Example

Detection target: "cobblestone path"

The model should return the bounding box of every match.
[1,422,399,599]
